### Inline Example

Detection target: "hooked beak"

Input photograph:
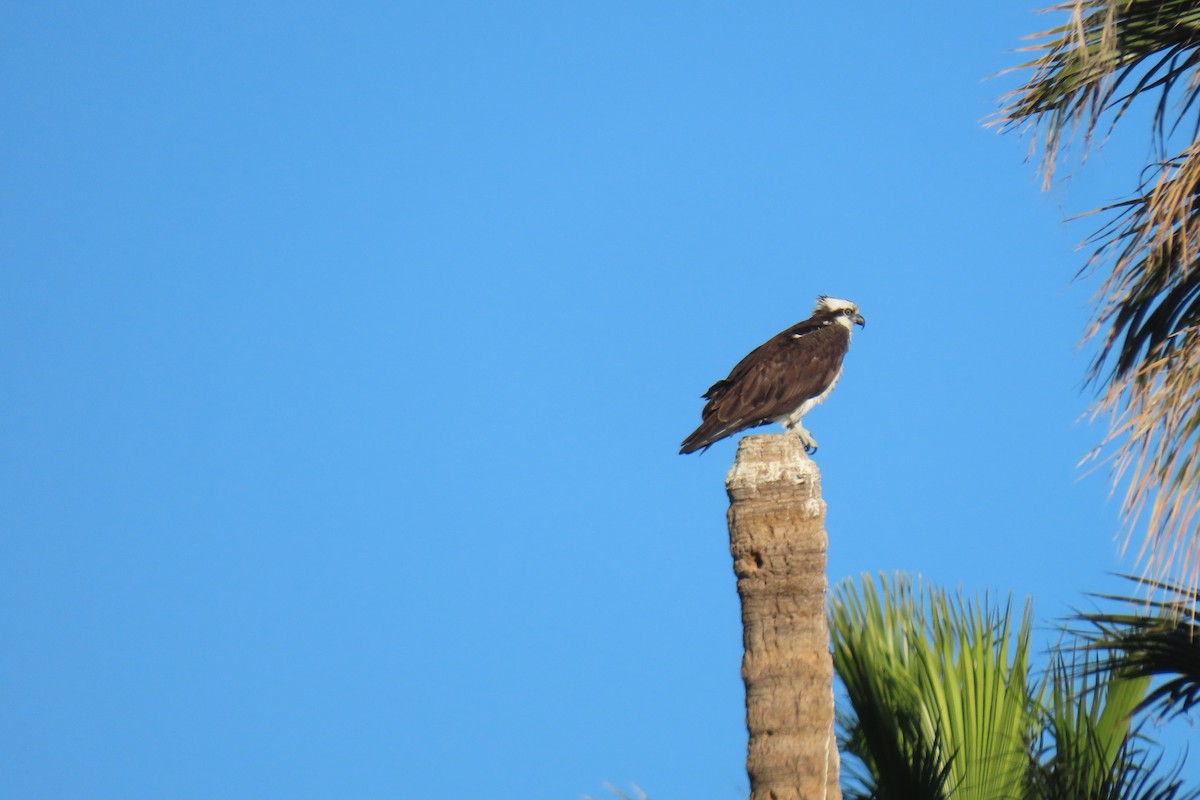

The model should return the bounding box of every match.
[854,313,866,328]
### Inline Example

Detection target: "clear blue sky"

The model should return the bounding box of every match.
[3,2,1193,798]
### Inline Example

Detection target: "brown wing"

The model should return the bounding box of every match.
[679,320,850,454]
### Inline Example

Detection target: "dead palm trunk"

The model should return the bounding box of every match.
[726,434,840,800]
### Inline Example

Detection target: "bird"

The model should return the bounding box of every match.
[680,296,865,455]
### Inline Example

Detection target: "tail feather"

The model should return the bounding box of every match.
[679,416,762,455]
[679,429,713,455]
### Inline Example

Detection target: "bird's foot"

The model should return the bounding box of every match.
[791,426,818,455]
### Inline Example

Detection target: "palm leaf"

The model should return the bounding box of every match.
[1030,612,1200,800]
[998,0,1200,182]
[1029,646,1151,798]
[830,574,1036,800]
[997,1,1200,590]
[1082,147,1200,588]
[1072,574,1200,720]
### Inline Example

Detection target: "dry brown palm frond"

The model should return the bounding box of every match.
[997,0,1200,592]
[1083,144,1200,590]
[1091,335,1200,588]
[992,1,1200,595]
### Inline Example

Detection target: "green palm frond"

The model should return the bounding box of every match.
[1035,730,1200,800]
[832,574,1199,800]
[1072,574,1200,720]
[1030,647,1153,798]
[1031,600,1200,800]
[830,574,1036,800]
[832,578,955,800]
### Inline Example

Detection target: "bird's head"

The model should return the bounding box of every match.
[815,296,866,329]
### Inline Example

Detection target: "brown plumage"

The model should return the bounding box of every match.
[680,297,864,455]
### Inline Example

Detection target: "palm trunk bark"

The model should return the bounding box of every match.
[726,434,840,800]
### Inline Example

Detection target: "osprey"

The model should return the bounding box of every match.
[680,296,865,455]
